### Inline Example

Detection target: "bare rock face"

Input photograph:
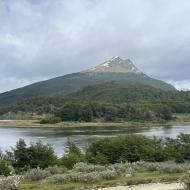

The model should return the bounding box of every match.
[85,56,143,74]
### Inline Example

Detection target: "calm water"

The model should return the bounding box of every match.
[0,125,190,156]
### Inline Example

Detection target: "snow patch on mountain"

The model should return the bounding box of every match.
[84,56,143,74]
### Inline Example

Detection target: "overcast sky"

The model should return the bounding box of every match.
[0,0,190,93]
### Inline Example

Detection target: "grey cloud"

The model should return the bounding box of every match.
[0,0,190,92]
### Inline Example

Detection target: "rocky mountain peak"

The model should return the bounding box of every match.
[85,56,143,74]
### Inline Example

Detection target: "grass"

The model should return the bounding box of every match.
[21,172,183,190]
[0,113,190,128]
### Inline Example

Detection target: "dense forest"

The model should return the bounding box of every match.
[0,83,190,122]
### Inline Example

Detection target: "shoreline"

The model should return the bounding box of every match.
[0,114,190,128]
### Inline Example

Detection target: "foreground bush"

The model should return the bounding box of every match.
[72,162,106,173]
[86,134,190,164]
[0,176,20,190]
[45,166,66,175]
[47,174,67,184]
[108,162,135,176]
[12,139,58,170]
[48,170,118,184]
[181,171,190,190]
[132,161,189,173]
[0,160,14,176]
[25,168,51,181]
[60,142,85,169]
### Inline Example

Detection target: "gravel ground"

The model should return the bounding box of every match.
[97,183,183,190]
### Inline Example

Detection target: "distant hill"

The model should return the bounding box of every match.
[0,57,175,106]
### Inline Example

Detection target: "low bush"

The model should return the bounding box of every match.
[180,171,190,190]
[131,161,188,174]
[108,162,134,176]
[45,166,66,175]
[40,116,62,124]
[67,170,118,183]
[60,142,85,169]
[98,170,118,180]
[0,160,14,176]
[156,162,187,174]
[60,154,85,169]
[0,176,20,190]
[25,168,51,181]
[72,162,106,173]
[47,174,67,184]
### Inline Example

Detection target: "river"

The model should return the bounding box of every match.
[0,125,189,156]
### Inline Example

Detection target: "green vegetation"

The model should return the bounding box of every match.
[0,72,175,106]
[2,134,190,171]
[39,116,62,124]
[1,134,190,189]
[86,134,190,163]
[0,83,190,123]
[11,139,57,171]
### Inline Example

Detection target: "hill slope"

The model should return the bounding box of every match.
[0,57,175,106]
[0,82,190,115]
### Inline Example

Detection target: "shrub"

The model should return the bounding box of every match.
[48,169,118,184]
[180,171,190,190]
[108,162,134,176]
[60,154,85,169]
[86,135,157,164]
[25,168,51,181]
[67,170,118,183]
[131,161,188,174]
[72,162,106,173]
[156,161,187,173]
[73,162,134,178]
[131,161,159,172]
[12,139,58,170]
[86,152,109,165]
[40,116,62,124]
[60,142,85,169]
[0,160,14,176]
[98,170,117,180]
[47,174,67,184]
[0,176,20,190]
[45,166,66,175]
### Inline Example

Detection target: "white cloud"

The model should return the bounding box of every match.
[0,76,47,93]
[0,0,190,92]
[169,80,190,91]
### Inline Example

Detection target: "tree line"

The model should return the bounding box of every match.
[0,84,190,122]
[1,134,190,175]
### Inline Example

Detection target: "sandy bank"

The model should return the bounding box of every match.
[97,183,182,190]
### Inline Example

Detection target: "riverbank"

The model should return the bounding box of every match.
[0,114,189,128]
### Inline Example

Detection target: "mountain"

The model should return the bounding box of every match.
[0,57,175,106]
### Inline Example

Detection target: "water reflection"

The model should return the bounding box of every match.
[0,125,190,156]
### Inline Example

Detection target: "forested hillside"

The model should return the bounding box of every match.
[0,83,189,122]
